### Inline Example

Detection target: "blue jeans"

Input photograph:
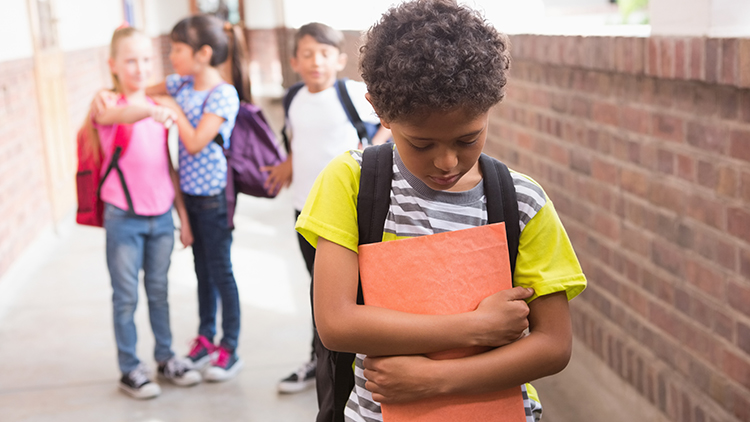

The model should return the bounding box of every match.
[104,203,175,374]
[184,191,240,351]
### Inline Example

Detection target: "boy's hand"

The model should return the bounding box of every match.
[91,89,118,116]
[472,287,533,347]
[179,221,193,248]
[149,105,178,127]
[363,355,440,404]
[261,159,292,195]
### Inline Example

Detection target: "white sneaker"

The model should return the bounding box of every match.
[278,358,317,393]
[119,364,161,399]
[158,356,202,387]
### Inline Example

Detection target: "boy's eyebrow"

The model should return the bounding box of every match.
[408,128,484,141]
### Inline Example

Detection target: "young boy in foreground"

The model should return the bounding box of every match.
[296,1,587,421]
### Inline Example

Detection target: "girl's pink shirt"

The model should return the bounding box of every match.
[94,98,175,216]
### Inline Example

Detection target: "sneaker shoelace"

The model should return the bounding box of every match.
[165,358,191,377]
[188,336,214,358]
[213,347,231,368]
[130,365,151,386]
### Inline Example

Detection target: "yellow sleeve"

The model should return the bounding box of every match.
[295,152,362,253]
[514,199,587,302]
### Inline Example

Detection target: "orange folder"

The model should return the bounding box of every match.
[358,222,526,422]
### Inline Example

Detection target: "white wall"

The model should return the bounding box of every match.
[244,0,282,29]
[651,0,750,36]
[56,0,122,51]
[0,0,34,61]
[143,0,190,36]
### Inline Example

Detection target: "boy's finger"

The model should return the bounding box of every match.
[506,286,534,301]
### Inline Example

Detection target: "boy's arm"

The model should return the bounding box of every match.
[363,291,572,403]
[314,237,534,357]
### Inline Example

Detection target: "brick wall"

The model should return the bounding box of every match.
[487,35,750,422]
[0,58,52,279]
[0,35,170,282]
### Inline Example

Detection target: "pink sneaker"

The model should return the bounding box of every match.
[204,346,243,382]
[186,335,216,370]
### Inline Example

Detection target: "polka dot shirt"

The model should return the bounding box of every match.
[166,74,240,196]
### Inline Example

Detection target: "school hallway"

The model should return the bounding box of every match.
[0,169,666,422]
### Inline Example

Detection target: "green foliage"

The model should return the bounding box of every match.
[618,0,649,24]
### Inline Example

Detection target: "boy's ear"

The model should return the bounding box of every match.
[290,56,299,73]
[365,93,390,129]
[336,52,348,71]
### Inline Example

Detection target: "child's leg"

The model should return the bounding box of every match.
[104,204,147,374]
[185,191,240,350]
[142,208,176,364]
[184,194,219,343]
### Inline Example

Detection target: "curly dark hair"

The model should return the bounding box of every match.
[360,0,510,122]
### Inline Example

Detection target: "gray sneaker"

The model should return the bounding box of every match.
[278,358,317,393]
[119,365,161,399]
[158,356,202,387]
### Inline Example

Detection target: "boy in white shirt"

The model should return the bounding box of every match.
[263,22,390,397]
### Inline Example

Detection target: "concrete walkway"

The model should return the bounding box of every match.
[0,190,319,422]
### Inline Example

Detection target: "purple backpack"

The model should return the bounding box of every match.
[224,102,284,226]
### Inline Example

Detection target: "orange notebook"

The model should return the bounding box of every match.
[358,222,526,422]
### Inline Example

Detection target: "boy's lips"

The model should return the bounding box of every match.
[428,174,460,186]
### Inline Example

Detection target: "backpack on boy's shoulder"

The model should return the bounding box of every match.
[75,121,135,227]
[314,143,521,422]
[281,78,382,151]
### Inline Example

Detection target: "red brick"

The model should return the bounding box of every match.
[647,37,660,76]
[652,113,684,143]
[728,279,750,318]
[690,38,705,80]
[674,38,687,79]
[723,350,750,390]
[620,106,651,135]
[716,166,738,198]
[730,384,750,422]
[650,180,687,215]
[593,101,619,126]
[685,260,725,300]
[651,239,685,277]
[740,90,750,124]
[693,84,718,116]
[717,86,739,120]
[677,154,695,181]
[740,38,750,88]
[705,38,720,83]
[657,149,674,175]
[739,322,750,355]
[686,122,728,154]
[730,129,750,162]
[697,160,719,189]
[728,206,750,243]
[621,167,649,198]
[721,38,738,86]
[742,248,750,279]
[591,157,619,184]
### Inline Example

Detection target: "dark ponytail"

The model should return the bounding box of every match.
[171,14,252,103]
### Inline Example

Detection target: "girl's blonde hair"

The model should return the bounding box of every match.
[80,26,143,166]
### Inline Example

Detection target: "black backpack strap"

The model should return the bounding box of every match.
[97,146,135,213]
[335,78,371,146]
[479,154,519,277]
[357,144,394,248]
[280,81,305,152]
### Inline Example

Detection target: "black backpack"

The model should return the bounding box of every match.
[281,78,381,151]
[316,143,520,422]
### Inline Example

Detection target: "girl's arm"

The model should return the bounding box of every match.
[94,103,176,126]
[313,237,534,357]
[362,291,572,403]
[153,95,225,155]
[169,157,193,248]
[146,81,168,96]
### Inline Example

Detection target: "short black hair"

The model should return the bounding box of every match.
[360,0,511,122]
[293,22,345,56]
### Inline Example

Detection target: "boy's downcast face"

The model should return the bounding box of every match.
[384,108,489,192]
[291,35,346,93]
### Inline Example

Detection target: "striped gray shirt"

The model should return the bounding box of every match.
[345,149,544,422]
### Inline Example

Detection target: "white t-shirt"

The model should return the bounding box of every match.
[288,80,380,210]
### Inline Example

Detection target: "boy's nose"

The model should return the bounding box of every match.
[434,150,458,172]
